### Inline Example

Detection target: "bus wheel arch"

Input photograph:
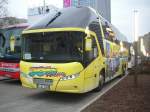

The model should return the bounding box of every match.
[94,68,105,92]
[100,68,105,82]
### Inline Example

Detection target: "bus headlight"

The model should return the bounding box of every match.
[60,74,80,81]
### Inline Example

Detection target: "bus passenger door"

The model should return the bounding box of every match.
[84,36,99,92]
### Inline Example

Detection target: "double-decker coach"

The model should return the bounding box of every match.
[20,7,128,93]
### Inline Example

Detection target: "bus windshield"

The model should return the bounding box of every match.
[2,35,21,61]
[22,32,85,63]
[3,46,21,60]
[0,34,5,57]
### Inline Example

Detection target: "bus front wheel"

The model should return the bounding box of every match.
[94,74,105,92]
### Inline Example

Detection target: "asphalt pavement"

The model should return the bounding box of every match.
[0,75,126,112]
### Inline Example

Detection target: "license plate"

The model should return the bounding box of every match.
[5,74,11,78]
[33,78,53,85]
[37,84,50,89]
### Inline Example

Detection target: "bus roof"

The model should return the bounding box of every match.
[27,7,98,30]
[26,7,127,42]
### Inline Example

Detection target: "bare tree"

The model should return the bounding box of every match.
[0,0,8,17]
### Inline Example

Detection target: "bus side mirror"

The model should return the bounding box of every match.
[85,37,92,51]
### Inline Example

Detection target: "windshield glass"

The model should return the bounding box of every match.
[0,28,24,60]
[0,34,4,48]
[4,46,21,60]
[0,34,5,57]
[3,35,21,60]
[22,32,85,63]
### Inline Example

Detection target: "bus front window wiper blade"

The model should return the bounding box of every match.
[46,12,62,27]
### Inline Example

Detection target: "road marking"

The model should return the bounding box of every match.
[79,74,128,112]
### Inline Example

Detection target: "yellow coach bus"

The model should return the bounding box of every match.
[20,7,128,93]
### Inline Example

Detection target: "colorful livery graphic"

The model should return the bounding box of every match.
[0,23,28,79]
[20,7,129,93]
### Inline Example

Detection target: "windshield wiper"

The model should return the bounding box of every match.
[46,12,62,27]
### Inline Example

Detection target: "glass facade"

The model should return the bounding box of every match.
[71,0,79,7]
[71,0,96,8]
[63,0,96,8]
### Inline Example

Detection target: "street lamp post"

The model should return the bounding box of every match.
[133,10,139,42]
[133,9,139,87]
[43,0,46,14]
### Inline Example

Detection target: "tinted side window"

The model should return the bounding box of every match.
[89,21,104,56]
[102,22,117,43]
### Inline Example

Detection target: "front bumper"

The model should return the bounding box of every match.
[0,70,20,79]
[20,75,85,93]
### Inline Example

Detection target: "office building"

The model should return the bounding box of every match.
[28,5,59,25]
[63,0,111,22]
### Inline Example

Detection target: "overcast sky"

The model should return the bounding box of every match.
[7,0,150,42]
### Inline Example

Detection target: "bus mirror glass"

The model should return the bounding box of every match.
[120,41,124,52]
[94,47,98,58]
[85,37,92,51]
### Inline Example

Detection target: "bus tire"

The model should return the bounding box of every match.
[122,65,127,76]
[94,73,105,92]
